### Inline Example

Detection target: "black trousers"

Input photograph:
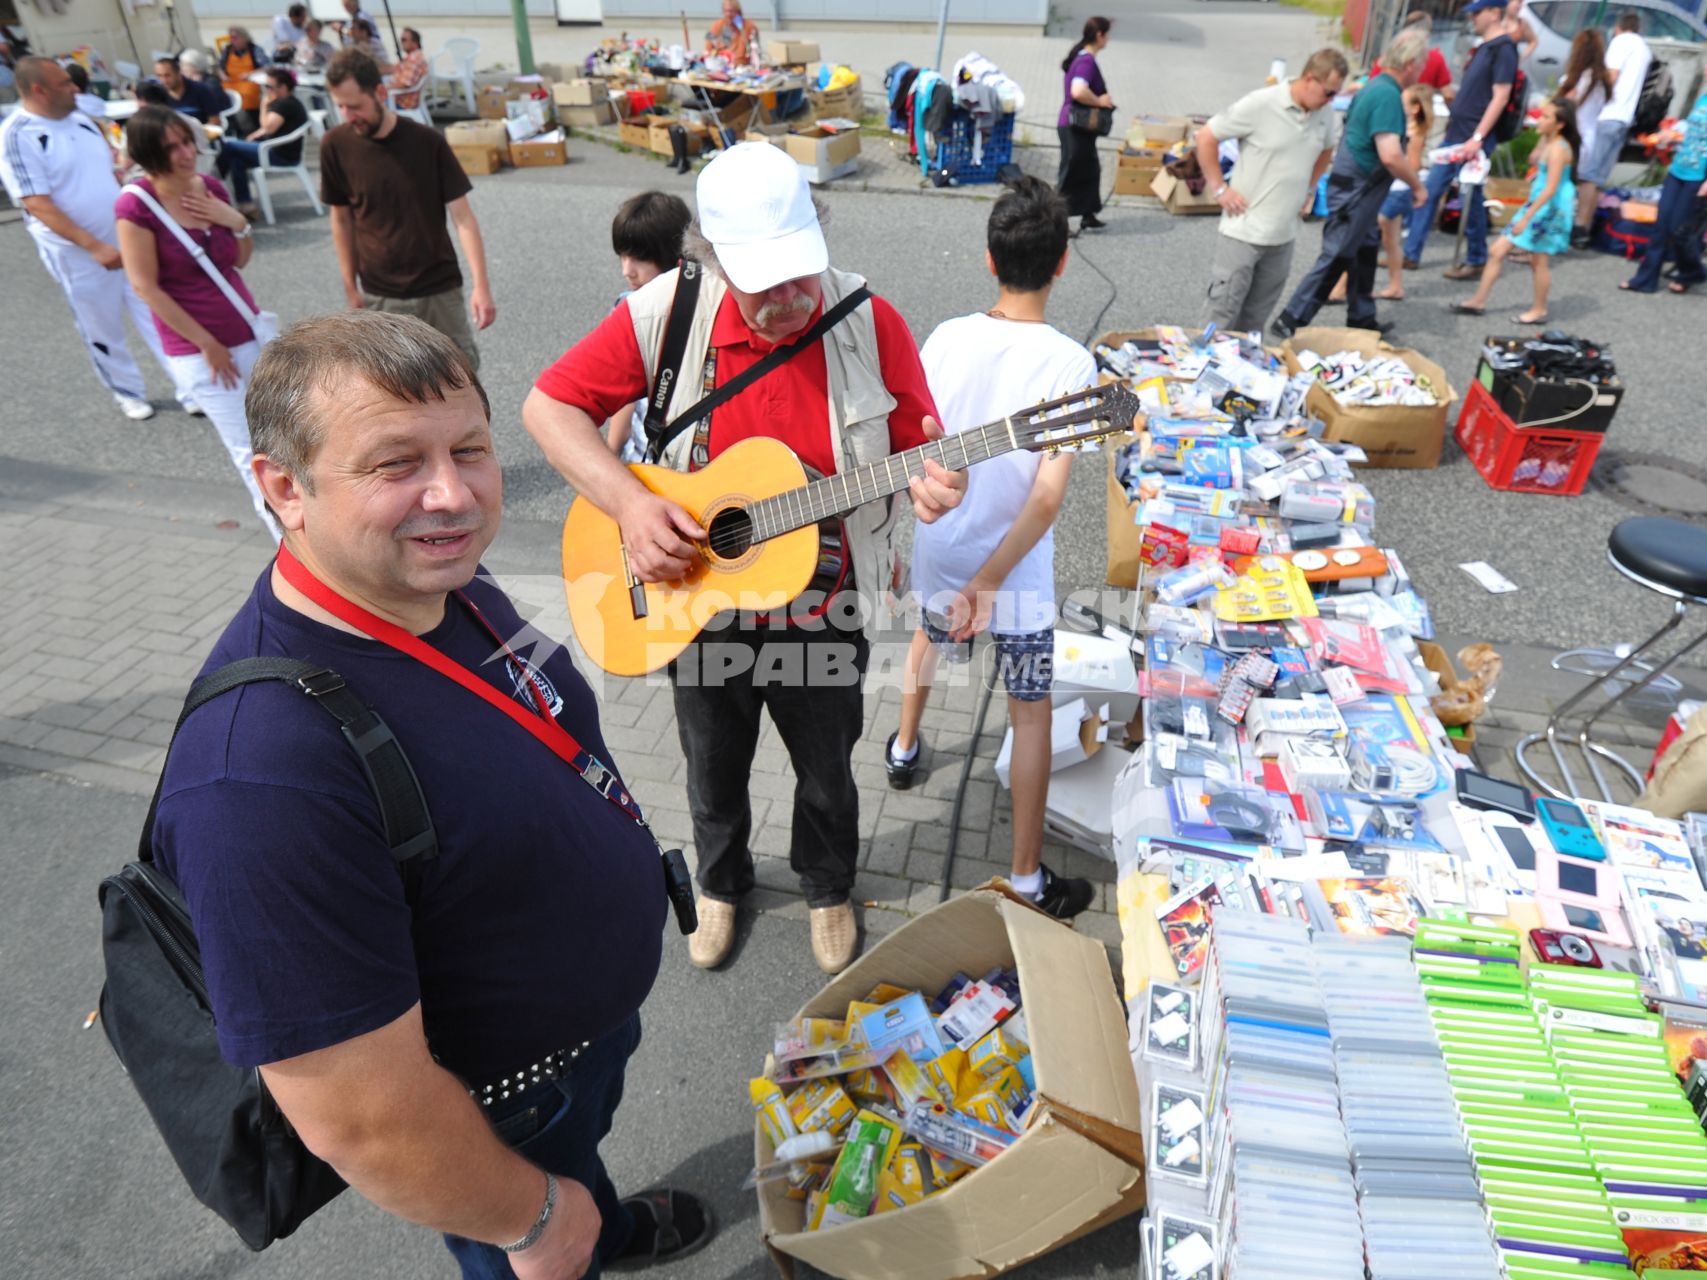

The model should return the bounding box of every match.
[670,620,869,908]
[1281,157,1392,329]
[1057,125,1104,218]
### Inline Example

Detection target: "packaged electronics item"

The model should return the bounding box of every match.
[1155,561,1237,607]
[936,981,1017,1049]
[901,1100,1016,1167]
[752,1077,799,1147]
[1278,484,1347,524]
[968,1026,1029,1077]
[1454,769,1537,821]
[879,1050,941,1110]
[858,993,946,1062]
[787,1078,858,1137]
[1279,735,1351,793]
[1167,780,1286,846]
[814,1109,902,1229]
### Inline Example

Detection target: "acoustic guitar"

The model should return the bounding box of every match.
[561,383,1143,676]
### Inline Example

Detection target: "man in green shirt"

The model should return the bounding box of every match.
[1196,49,1346,334]
[1272,29,1430,340]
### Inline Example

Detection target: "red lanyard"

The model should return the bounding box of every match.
[274,544,648,827]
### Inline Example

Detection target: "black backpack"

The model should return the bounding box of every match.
[1493,65,1528,144]
[97,658,437,1250]
[1634,59,1674,137]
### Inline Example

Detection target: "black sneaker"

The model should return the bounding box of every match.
[1080,213,1107,230]
[1347,317,1396,338]
[1269,311,1299,342]
[1033,864,1095,921]
[884,732,921,790]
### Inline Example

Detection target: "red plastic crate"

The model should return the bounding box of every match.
[1454,381,1603,496]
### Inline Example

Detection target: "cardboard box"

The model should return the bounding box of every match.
[1482,175,1529,229]
[1112,164,1160,197]
[756,885,1146,1279]
[1150,169,1220,216]
[767,39,820,65]
[1129,114,1190,145]
[746,122,791,147]
[554,78,603,107]
[810,75,863,121]
[511,133,568,167]
[618,117,653,149]
[558,101,617,128]
[445,119,510,165]
[782,126,860,172]
[1281,327,1457,469]
[1051,631,1140,725]
[1043,745,1135,858]
[1104,432,1142,589]
[1417,641,1478,755]
[995,698,1107,789]
[450,144,504,177]
[480,78,556,128]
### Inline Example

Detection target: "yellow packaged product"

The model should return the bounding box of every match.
[750,1077,799,1148]
[787,1077,857,1137]
[962,1089,1018,1134]
[784,1162,822,1202]
[872,1166,928,1214]
[968,1026,1030,1077]
[842,1067,891,1106]
[815,1108,902,1230]
[922,1046,974,1103]
[927,1150,973,1186]
[862,982,912,1004]
[880,1049,942,1110]
[984,1063,1029,1113]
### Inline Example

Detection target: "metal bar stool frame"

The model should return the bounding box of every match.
[1517,546,1707,802]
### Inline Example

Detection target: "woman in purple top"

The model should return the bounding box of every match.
[115,106,276,534]
[1057,15,1114,232]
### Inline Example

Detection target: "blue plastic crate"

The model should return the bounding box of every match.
[926,110,1014,184]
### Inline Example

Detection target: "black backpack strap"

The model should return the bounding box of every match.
[640,260,704,463]
[138,657,438,905]
[646,284,874,465]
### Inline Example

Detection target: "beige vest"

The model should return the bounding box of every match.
[624,264,903,639]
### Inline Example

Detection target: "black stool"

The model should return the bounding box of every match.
[1516,517,1707,800]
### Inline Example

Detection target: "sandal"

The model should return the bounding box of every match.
[1376,288,1405,300]
[1669,280,1695,295]
[1449,302,1486,315]
[610,1187,715,1269]
[1516,311,1549,324]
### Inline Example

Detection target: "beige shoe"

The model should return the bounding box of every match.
[809,902,859,974]
[687,897,736,969]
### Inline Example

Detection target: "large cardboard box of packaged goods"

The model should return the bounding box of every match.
[767,39,820,65]
[511,133,567,167]
[756,885,1146,1280]
[450,144,504,177]
[618,117,653,149]
[559,101,617,128]
[553,78,605,108]
[1150,169,1220,216]
[1280,327,1457,470]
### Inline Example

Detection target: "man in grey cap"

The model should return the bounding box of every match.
[525,142,965,976]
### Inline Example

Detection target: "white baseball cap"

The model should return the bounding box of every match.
[695,142,827,294]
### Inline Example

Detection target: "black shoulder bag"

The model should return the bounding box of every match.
[640,261,872,465]
[96,657,438,1251]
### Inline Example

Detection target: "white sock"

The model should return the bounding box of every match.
[890,736,919,763]
[1010,869,1044,899]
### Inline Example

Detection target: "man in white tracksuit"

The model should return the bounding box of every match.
[0,56,196,422]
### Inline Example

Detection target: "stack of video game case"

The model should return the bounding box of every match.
[1417,919,1642,1279]
[1315,933,1500,1280]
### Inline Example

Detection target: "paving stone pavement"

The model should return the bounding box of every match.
[0,468,1126,956]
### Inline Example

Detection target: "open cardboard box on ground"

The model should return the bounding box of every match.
[1281,327,1458,469]
[1150,169,1219,216]
[1113,146,1166,197]
[1104,431,1143,589]
[647,117,706,156]
[449,145,504,176]
[757,884,1146,1280]
[511,133,568,167]
[617,117,653,149]
[445,119,510,169]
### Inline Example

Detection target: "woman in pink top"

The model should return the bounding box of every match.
[115,105,276,534]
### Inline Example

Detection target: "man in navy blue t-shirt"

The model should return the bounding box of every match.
[152,311,711,1277]
[1402,0,1519,275]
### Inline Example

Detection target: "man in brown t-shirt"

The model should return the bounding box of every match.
[321,49,496,369]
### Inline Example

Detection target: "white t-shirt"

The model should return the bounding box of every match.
[911,312,1096,635]
[272,15,308,47]
[1603,30,1652,126]
[0,109,121,251]
[1571,69,1608,154]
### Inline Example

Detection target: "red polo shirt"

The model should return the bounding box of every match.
[534,288,938,477]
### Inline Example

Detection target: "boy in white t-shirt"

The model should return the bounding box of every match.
[884,176,1096,921]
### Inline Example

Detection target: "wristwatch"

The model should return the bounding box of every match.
[232,224,253,241]
[499,1171,558,1254]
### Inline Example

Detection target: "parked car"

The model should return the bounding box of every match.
[1517,0,1704,114]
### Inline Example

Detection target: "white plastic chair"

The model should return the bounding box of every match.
[251,121,323,225]
[394,103,432,126]
[430,38,478,115]
[307,108,328,138]
[219,88,244,135]
[113,59,141,90]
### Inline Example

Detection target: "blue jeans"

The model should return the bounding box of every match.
[216,139,268,205]
[1404,151,1489,266]
[1626,173,1707,292]
[443,1014,641,1279]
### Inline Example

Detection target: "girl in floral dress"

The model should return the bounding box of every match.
[1453,96,1580,325]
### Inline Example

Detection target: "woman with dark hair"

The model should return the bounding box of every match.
[115,106,276,532]
[1563,27,1611,243]
[1453,96,1580,324]
[1057,15,1113,233]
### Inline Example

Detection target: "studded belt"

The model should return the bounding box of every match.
[469,1041,592,1106]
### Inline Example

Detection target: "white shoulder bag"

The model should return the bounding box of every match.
[122,181,280,347]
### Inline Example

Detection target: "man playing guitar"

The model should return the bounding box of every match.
[524,143,966,976]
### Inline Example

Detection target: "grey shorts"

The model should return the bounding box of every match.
[1579,120,1629,186]
[361,286,480,373]
[923,619,1054,701]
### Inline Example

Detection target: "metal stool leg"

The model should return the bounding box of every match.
[1576,618,1707,799]
[1515,599,1690,800]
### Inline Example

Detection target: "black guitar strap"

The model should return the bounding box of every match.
[641,272,873,466]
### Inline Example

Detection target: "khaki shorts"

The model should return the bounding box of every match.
[361,286,480,373]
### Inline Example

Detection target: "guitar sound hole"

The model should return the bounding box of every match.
[705,506,754,562]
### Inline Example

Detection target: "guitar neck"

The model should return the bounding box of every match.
[744,416,1027,544]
